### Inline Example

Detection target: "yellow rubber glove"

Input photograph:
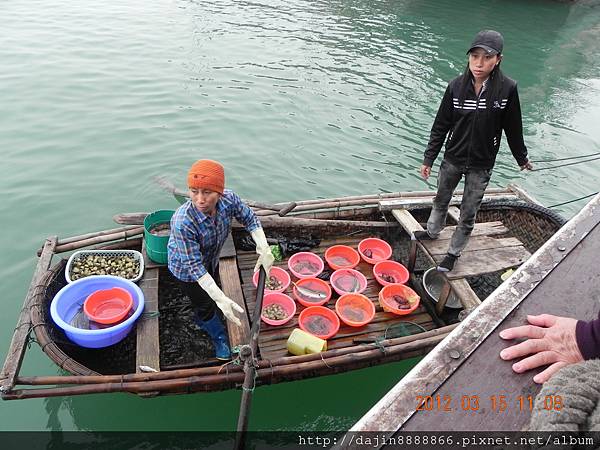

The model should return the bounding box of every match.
[250,227,275,275]
[197,273,243,327]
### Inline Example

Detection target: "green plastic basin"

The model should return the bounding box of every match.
[144,210,175,264]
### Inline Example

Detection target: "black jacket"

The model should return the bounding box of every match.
[423,73,529,170]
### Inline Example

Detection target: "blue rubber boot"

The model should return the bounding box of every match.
[195,313,231,360]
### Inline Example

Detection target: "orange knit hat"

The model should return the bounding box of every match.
[187,159,225,194]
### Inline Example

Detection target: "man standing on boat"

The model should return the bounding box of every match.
[168,159,274,360]
[414,30,533,272]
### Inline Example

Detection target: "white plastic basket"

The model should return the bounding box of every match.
[65,249,145,283]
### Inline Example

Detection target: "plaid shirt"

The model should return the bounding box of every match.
[167,189,260,282]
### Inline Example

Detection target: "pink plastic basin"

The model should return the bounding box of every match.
[261,293,296,326]
[253,266,291,293]
[330,268,368,296]
[287,252,324,279]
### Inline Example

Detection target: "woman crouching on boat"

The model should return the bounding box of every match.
[167,159,274,360]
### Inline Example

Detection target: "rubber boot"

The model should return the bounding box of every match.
[195,312,231,360]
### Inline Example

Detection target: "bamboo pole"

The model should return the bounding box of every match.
[239,217,398,229]
[98,237,143,251]
[4,332,450,400]
[235,267,266,448]
[114,206,380,226]
[17,325,458,386]
[267,188,510,208]
[56,225,142,245]
[1,236,57,393]
[256,191,515,217]
[36,225,144,255]
[50,227,144,254]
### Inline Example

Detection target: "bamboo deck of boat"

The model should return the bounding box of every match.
[347,193,600,438]
[0,184,566,400]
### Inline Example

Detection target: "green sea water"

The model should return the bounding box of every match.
[1,0,600,434]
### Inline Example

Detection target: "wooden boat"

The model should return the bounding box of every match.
[0,185,566,400]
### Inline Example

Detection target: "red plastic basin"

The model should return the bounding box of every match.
[298,306,340,340]
[324,245,360,270]
[83,287,134,325]
[373,260,409,286]
[292,277,332,307]
[335,293,375,327]
[358,238,392,264]
[379,284,420,316]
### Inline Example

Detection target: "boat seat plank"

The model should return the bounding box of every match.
[136,267,161,374]
[424,235,523,256]
[392,209,525,279]
[391,210,520,309]
[450,279,482,310]
[379,193,518,211]
[508,182,543,205]
[220,233,236,258]
[447,206,460,223]
[435,221,508,239]
[435,246,531,280]
[1,236,57,393]
[219,256,251,350]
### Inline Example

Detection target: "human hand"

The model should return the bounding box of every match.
[254,246,274,274]
[212,293,244,327]
[198,273,244,327]
[251,227,275,274]
[499,314,584,384]
[420,165,432,180]
[520,161,533,171]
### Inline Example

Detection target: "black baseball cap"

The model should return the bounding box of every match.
[467,30,504,55]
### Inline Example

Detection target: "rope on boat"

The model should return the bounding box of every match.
[319,353,333,369]
[26,333,38,349]
[548,192,599,208]
[530,155,600,172]
[530,151,600,163]
[239,345,259,392]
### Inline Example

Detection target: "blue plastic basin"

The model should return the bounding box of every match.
[50,275,145,348]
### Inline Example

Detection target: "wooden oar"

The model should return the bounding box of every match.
[234,266,266,450]
[153,176,189,205]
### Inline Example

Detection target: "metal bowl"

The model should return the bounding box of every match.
[422,268,462,309]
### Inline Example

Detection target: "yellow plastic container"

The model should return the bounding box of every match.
[286,328,327,355]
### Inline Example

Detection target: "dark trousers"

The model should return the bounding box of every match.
[427,159,492,256]
[178,269,220,321]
